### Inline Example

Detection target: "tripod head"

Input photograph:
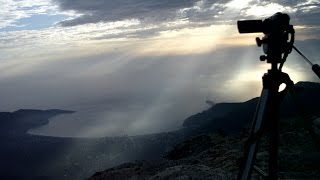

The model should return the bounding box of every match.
[237,12,295,71]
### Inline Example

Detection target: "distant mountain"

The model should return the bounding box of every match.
[0,109,74,136]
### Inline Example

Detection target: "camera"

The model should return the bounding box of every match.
[237,12,291,34]
[237,12,295,65]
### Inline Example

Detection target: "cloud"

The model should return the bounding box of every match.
[53,0,228,27]
[0,0,80,30]
[244,0,320,25]
[272,0,318,7]
[2,0,319,52]
[49,0,320,41]
[53,0,320,26]
[0,0,57,29]
[54,0,194,25]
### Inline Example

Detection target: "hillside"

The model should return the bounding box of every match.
[90,116,320,179]
[183,81,320,133]
[90,81,320,179]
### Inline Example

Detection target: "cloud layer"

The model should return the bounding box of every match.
[49,0,320,41]
[53,0,320,26]
[54,0,218,26]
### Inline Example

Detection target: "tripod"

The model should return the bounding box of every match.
[237,66,294,179]
[237,13,295,179]
[237,12,320,179]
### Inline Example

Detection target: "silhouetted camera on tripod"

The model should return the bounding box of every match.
[236,12,320,180]
[238,12,295,67]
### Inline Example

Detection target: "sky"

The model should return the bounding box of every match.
[1,0,320,137]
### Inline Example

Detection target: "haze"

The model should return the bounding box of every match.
[1,0,320,137]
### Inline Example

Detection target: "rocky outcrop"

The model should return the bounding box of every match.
[90,133,244,180]
[312,116,320,143]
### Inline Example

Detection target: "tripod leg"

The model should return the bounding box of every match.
[268,98,280,179]
[238,89,271,180]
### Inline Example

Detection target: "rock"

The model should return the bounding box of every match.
[313,117,320,141]
[90,116,320,179]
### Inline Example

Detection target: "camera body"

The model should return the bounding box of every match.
[237,12,294,65]
[237,12,290,34]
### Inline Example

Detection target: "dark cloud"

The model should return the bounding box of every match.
[51,0,320,41]
[263,1,320,26]
[54,0,196,26]
[53,0,320,26]
[292,8,320,26]
[53,0,227,27]
[269,0,318,7]
[267,0,302,6]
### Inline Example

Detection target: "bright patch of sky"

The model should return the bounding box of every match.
[0,14,66,31]
[244,3,296,17]
[0,0,74,31]
[225,0,252,10]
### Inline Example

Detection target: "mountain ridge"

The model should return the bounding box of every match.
[0,109,74,136]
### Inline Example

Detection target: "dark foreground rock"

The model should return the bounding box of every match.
[90,133,243,180]
[90,116,320,180]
